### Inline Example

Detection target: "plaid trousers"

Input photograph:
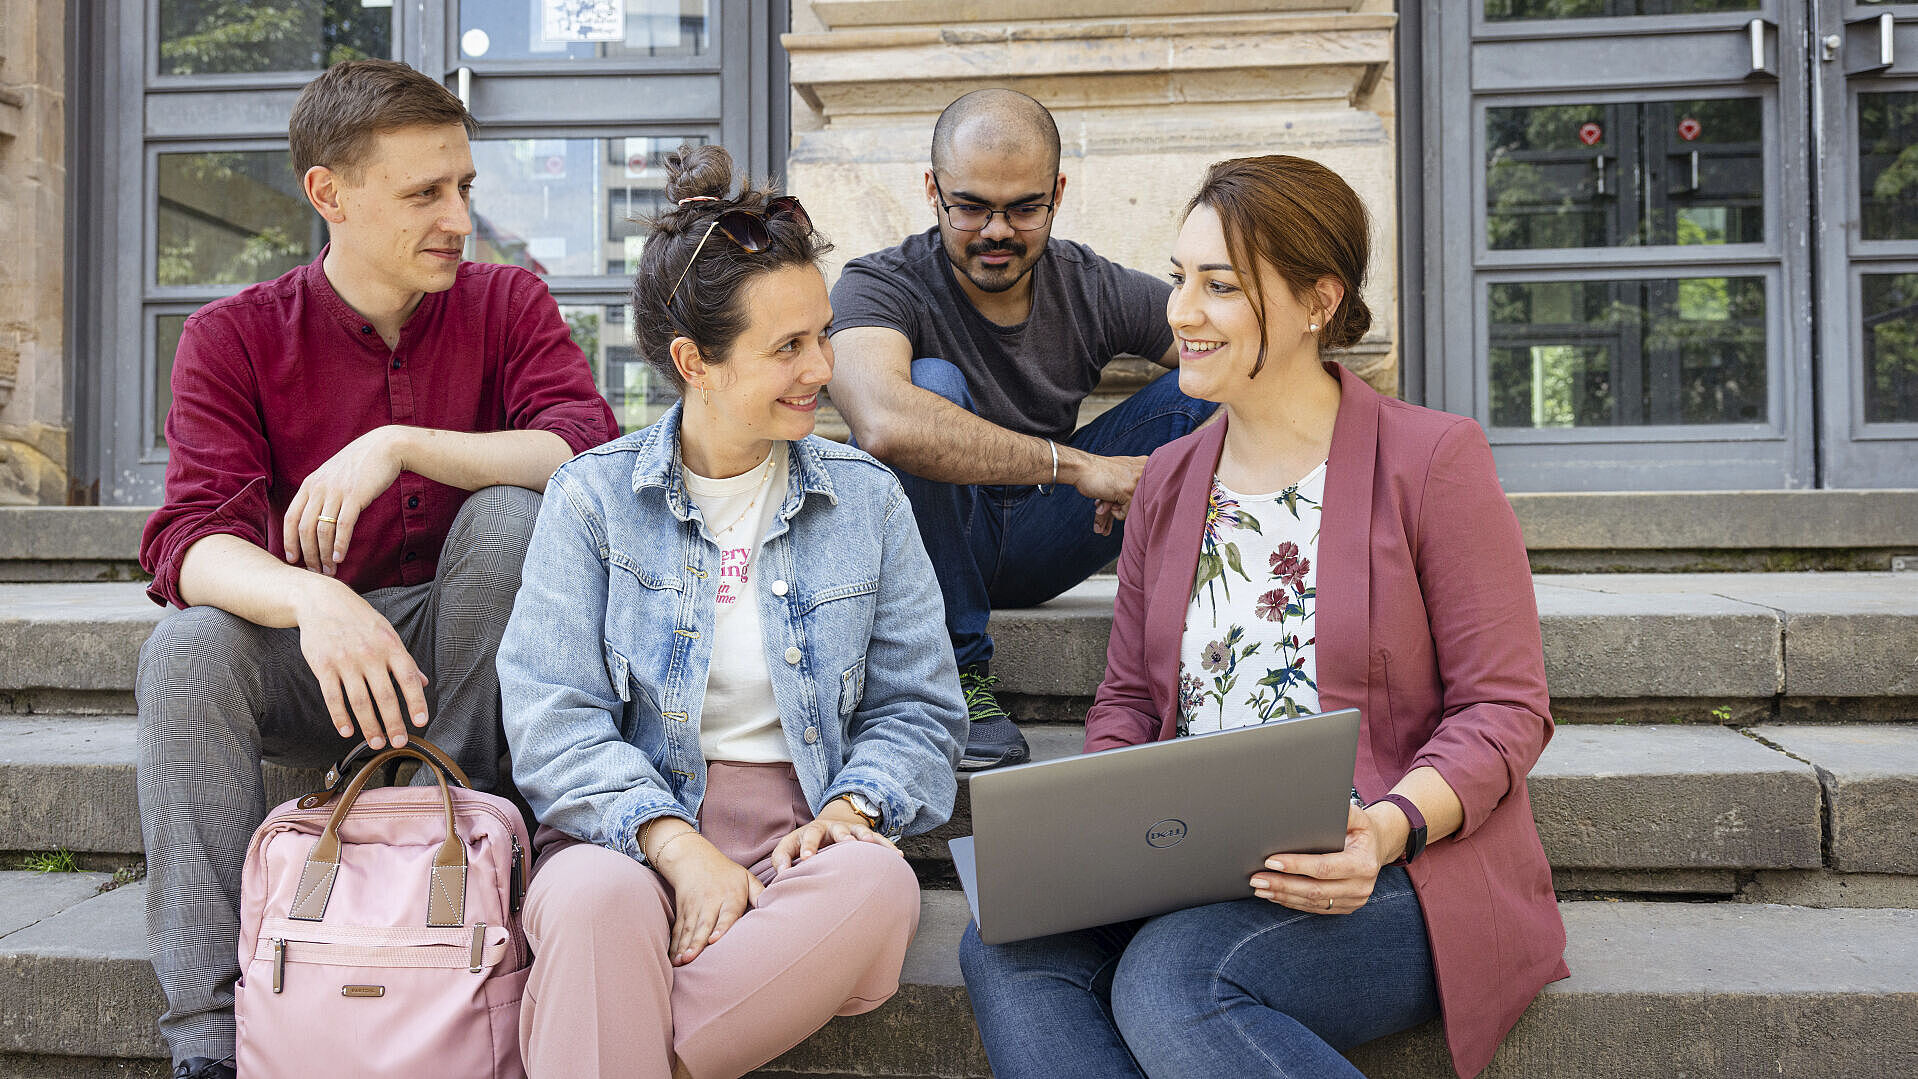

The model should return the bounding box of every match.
[134,485,540,1066]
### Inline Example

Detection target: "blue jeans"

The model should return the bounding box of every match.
[893,358,1215,670]
[958,866,1438,1078]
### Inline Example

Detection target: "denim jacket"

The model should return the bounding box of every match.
[499,403,964,862]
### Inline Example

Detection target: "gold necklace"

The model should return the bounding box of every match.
[704,452,776,539]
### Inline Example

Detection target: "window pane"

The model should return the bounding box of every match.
[158,0,391,75]
[469,136,702,278]
[1489,277,1767,427]
[158,151,319,287]
[1487,99,1762,250]
[1858,93,1918,242]
[1862,274,1918,424]
[457,0,710,62]
[1484,0,1754,20]
[560,303,675,432]
[154,315,190,451]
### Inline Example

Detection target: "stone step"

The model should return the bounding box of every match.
[6,490,1916,581]
[992,571,1918,724]
[5,573,1918,721]
[0,873,1912,1077]
[12,714,1916,905]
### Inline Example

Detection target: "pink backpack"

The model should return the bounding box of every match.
[234,739,531,1078]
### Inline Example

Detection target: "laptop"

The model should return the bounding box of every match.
[950,707,1361,945]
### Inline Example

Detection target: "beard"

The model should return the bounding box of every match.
[956,235,1036,294]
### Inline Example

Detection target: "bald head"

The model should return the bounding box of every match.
[931,89,1061,178]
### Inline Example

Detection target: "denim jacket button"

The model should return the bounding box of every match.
[771,579,789,596]
[783,646,802,665]
[804,725,819,744]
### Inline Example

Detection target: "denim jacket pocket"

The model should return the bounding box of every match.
[603,640,633,704]
[839,658,868,717]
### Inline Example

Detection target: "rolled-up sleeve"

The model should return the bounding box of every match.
[501,272,619,454]
[499,469,687,861]
[1405,420,1554,839]
[823,483,964,838]
[139,314,273,608]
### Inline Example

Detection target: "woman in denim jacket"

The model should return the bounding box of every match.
[498,145,965,1079]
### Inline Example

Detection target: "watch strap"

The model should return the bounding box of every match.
[1374,793,1427,865]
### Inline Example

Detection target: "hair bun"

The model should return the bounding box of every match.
[664,144,735,206]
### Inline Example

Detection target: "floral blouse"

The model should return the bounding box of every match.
[1176,463,1326,736]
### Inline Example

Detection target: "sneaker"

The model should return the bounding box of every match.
[174,1058,236,1079]
[957,668,1031,772]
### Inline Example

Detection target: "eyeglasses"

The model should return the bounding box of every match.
[666,195,813,314]
[931,177,1054,233]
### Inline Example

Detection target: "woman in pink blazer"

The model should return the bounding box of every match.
[959,157,1567,1079]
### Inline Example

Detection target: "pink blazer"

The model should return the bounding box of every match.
[1086,363,1569,1079]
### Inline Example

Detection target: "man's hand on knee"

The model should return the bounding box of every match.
[291,575,429,749]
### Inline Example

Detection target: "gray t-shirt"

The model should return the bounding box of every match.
[831,228,1175,442]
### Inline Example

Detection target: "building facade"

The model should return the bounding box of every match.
[5,0,1912,506]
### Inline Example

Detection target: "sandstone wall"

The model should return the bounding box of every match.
[0,0,67,504]
[784,0,1400,395]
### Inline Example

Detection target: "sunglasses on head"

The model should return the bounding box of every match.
[666,196,813,314]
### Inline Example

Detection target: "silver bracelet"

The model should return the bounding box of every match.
[1038,438,1058,494]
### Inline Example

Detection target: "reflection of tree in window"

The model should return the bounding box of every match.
[159,0,388,75]
[1859,94,1918,242]
[1484,0,1755,21]
[1490,278,1764,427]
[157,153,314,287]
[1487,99,1761,250]
[1863,275,1918,423]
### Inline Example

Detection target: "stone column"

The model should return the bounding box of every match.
[783,0,1400,396]
[0,0,68,504]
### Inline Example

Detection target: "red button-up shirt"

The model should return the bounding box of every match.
[141,251,619,608]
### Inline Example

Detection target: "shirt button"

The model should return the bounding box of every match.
[391,357,403,369]
[407,495,420,509]
[359,325,373,335]
[784,646,801,665]
[804,726,819,745]
[771,579,788,596]
[403,551,418,562]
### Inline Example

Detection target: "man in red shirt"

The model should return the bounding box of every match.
[134,60,616,1079]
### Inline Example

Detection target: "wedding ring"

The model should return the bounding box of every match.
[317,514,339,524]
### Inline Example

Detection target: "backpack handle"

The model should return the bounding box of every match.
[296,734,473,810]
[287,744,469,928]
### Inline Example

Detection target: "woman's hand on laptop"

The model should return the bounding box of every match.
[1247,803,1391,915]
[771,800,898,872]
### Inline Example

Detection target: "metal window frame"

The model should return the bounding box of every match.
[1422,0,1816,490]
[83,0,790,503]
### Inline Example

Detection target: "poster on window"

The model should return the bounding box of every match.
[541,0,623,43]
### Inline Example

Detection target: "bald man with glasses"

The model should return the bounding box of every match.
[828,89,1216,772]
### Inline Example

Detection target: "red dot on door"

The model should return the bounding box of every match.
[1677,117,1702,142]
[1578,122,1603,147]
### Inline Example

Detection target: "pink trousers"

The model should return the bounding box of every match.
[518,762,921,1079]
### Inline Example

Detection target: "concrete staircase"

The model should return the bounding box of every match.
[2,500,1917,1077]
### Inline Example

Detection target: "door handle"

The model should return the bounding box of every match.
[1746,18,1776,79]
[1847,12,1896,75]
[1667,152,1700,197]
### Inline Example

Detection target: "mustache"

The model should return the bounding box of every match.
[966,237,1027,260]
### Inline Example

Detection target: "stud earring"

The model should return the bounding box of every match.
[1309,322,1320,332]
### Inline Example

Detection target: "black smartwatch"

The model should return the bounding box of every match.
[1372,793,1427,865]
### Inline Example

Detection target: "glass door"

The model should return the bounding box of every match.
[1814,0,1918,486]
[88,1,786,504]
[1424,2,1817,490]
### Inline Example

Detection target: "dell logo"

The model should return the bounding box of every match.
[1146,819,1187,848]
